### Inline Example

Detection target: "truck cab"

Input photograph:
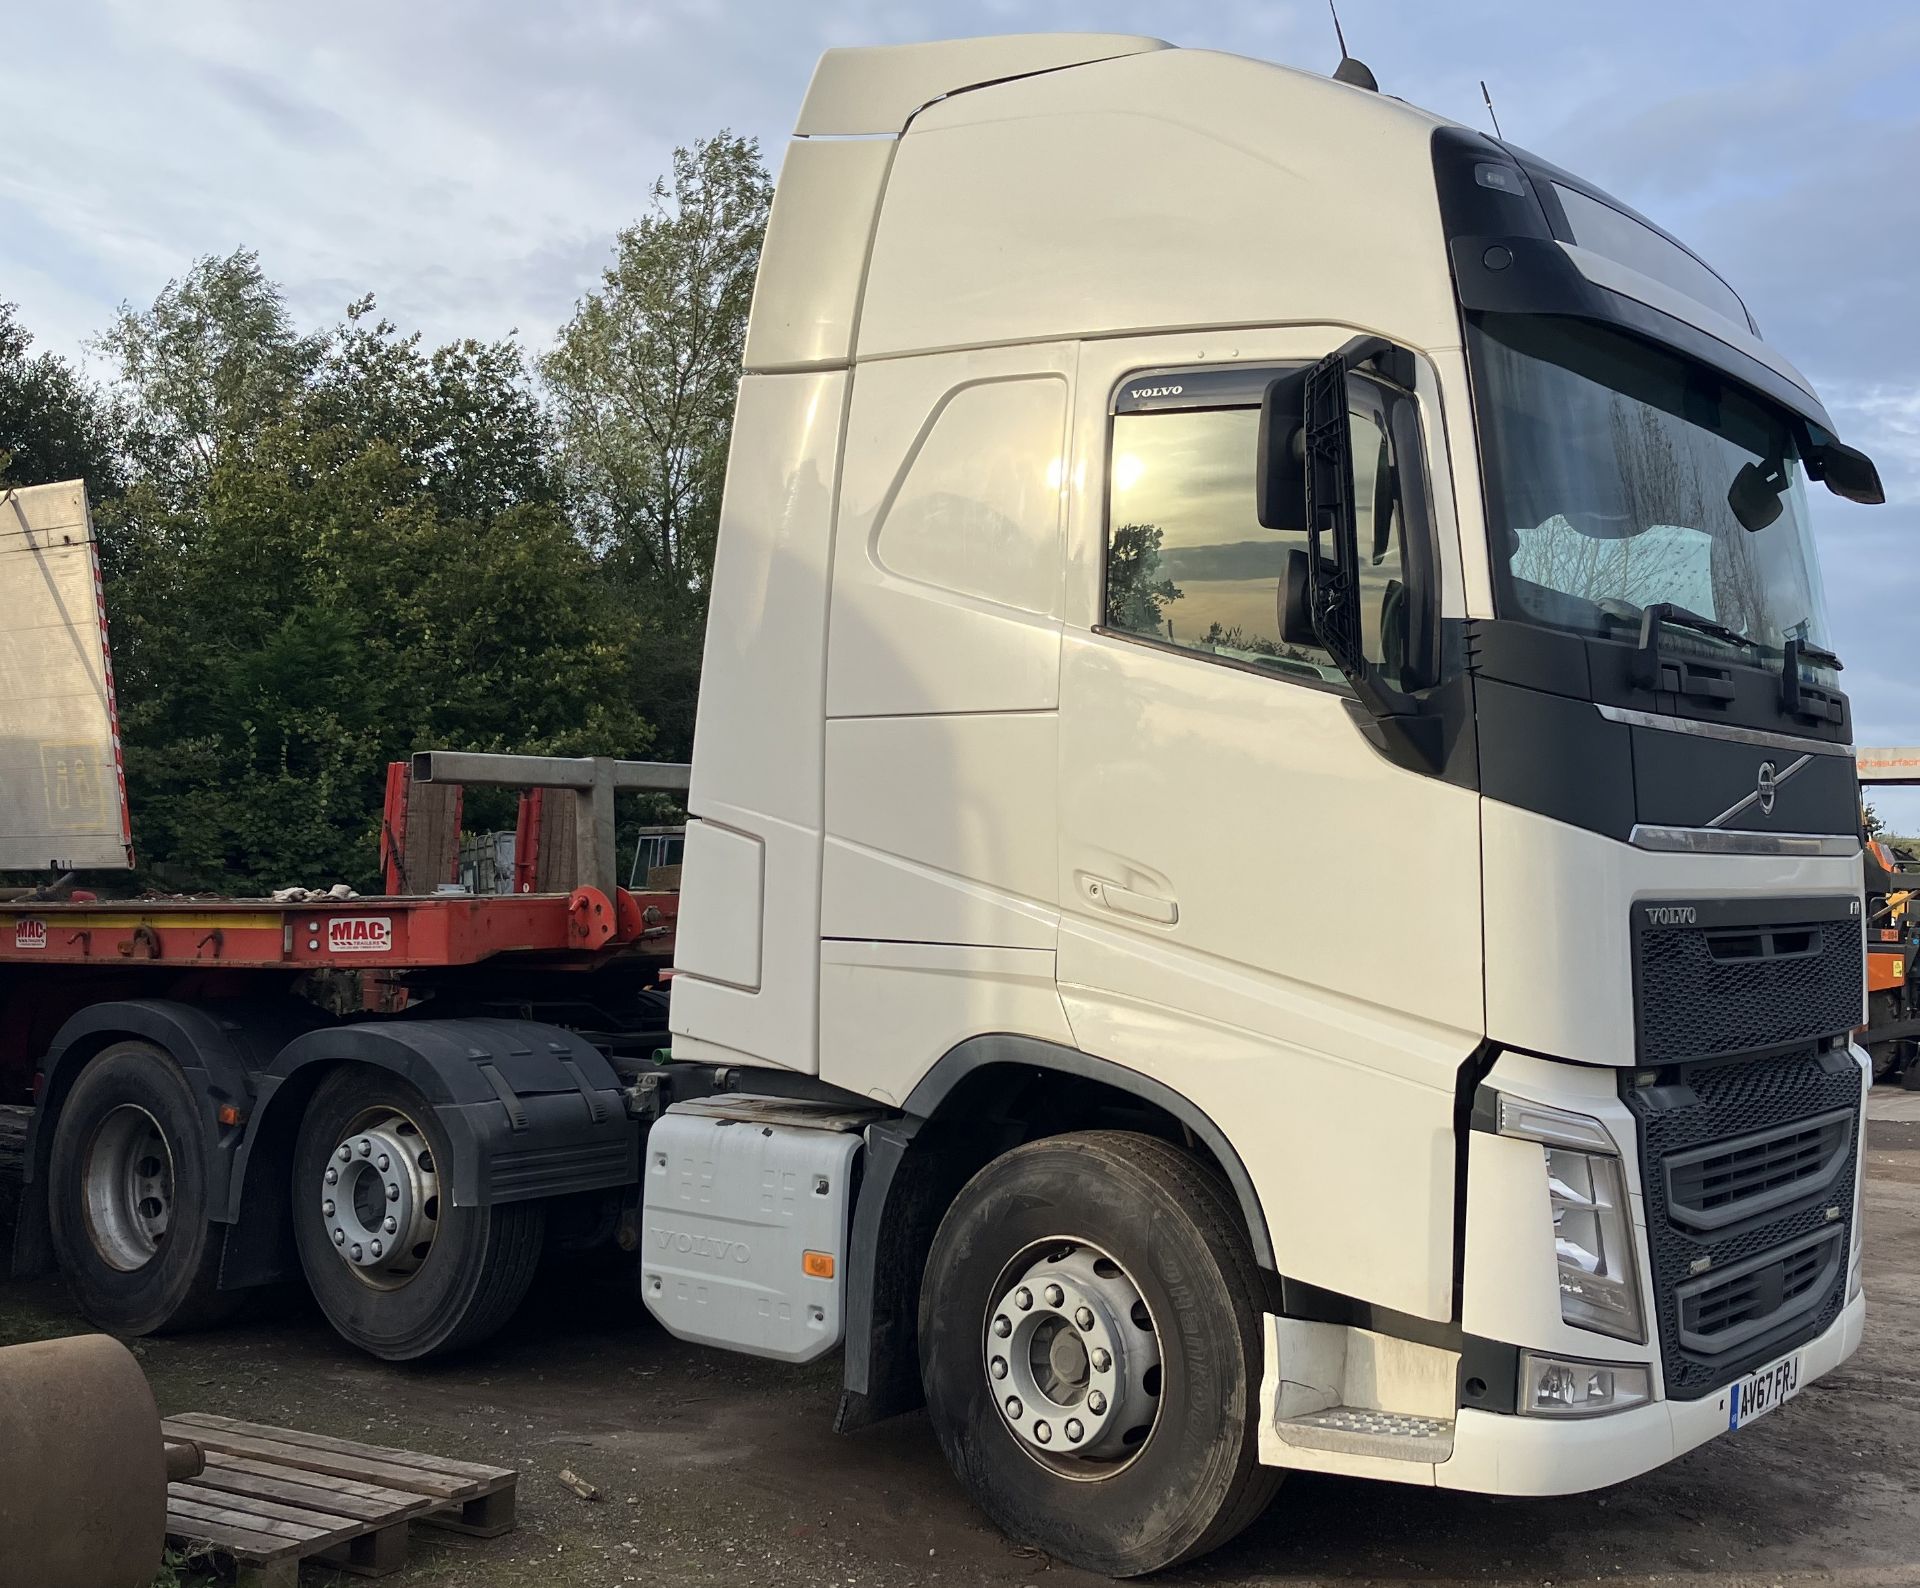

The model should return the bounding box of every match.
[664,32,1883,1574]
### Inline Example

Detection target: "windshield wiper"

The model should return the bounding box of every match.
[1781,632,1845,724]
[1605,601,1766,698]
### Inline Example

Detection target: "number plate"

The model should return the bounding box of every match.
[1729,1351,1803,1430]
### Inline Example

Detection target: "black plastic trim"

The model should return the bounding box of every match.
[901,1033,1276,1270]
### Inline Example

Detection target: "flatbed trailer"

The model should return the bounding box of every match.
[6,752,698,1363]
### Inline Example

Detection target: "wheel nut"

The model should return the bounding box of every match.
[1091,1348,1111,1373]
[325,1167,338,1185]
[322,1200,335,1217]
[384,1216,398,1234]
[370,1239,383,1257]
[990,1357,1008,1380]
[1074,1306,1094,1331]
[336,1145,350,1164]
[1088,1390,1107,1415]
[333,1228,345,1246]
[1066,1418,1084,1442]
[1014,1287,1032,1311]
[358,1138,371,1156]
[1005,1397,1023,1420]
[387,1184,400,1202]
[350,1243,363,1261]
[377,1153,390,1172]
[1034,1421,1052,1444]
[992,1315,1011,1338]
[1043,1283,1064,1307]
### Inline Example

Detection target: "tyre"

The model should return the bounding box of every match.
[291,1068,543,1360]
[919,1131,1281,1577]
[47,1040,236,1335]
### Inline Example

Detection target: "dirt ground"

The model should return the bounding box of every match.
[1,1115,1917,1588]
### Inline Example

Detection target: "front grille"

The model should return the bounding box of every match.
[1675,1227,1845,1355]
[1635,901,1863,1065]
[1663,1107,1854,1233]
[1623,1047,1861,1399]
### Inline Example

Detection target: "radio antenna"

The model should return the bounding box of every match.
[1328,1,1379,91]
[1480,79,1505,141]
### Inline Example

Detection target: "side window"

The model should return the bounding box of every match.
[1103,404,1340,684]
[1102,375,1417,688]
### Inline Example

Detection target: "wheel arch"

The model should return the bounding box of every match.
[837,1033,1276,1433]
[12,998,318,1281]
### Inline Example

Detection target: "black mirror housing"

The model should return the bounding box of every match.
[1728,459,1787,532]
[1256,369,1310,529]
[1280,548,1317,647]
[1809,437,1885,506]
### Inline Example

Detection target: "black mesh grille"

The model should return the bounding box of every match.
[1636,915,1863,1065]
[1624,1048,1861,1400]
[1664,1109,1854,1233]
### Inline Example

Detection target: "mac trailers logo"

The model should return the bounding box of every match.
[326,916,393,953]
[14,919,47,950]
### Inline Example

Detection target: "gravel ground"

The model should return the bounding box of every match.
[0,1110,1915,1588]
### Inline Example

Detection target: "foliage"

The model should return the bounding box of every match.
[90,259,654,891]
[0,300,119,490]
[542,132,772,758]
[1105,522,1183,634]
[2,134,774,892]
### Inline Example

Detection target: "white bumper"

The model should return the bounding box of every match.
[1438,1290,1865,1494]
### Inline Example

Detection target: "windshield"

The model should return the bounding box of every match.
[1469,313,1837,678]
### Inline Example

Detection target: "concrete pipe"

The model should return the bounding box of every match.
[0,1333,168,1588]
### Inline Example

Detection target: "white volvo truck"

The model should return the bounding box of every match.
[658,32,1887,1574]
[8,32,1889,1581]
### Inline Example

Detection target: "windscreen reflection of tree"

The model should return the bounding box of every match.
[1201,623,1318,665]
[1510,399,1708,613]
[1107,522,1182,633]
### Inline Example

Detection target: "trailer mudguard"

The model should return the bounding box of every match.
[240,1017,637,1212]
[9,998,322,1282]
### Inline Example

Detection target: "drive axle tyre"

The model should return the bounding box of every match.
[919,1131,1281,1577]
[47,1041,235,1335]
[292,1069,544,1361]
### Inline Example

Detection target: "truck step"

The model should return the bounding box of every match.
[1272,1406,1455,1462]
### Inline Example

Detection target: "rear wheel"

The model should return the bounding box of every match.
[292,1069,543,1360]
[47,1041,235,1335]
[919,1131,1281,1576]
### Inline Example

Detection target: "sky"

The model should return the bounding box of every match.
[7,0,1920,818]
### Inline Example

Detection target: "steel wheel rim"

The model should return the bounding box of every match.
[983,1237,1164,1480]
[83,1103,174,1271]
[318,1108,440,1290]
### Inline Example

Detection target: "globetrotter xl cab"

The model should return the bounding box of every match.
[668,34,1886,1574]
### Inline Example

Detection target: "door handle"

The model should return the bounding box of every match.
[1082,875,1178,926]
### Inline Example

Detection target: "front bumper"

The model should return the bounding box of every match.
[1438,1288,1864,1494]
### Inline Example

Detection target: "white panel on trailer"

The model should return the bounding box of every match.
[0,480,132,871]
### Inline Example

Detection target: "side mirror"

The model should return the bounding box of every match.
[1280,548,1317,646]
[1808,437,1885,506]
[1256,369,1310,529]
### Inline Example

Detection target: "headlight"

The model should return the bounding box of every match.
[1498,1096,1646,1343]
[1520,1352,1653,1417]
[1546,1147,1644,1340]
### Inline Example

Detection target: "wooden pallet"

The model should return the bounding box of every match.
[162,1414,517,1587]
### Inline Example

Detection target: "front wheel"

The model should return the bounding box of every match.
[919,1131,1281,1577]
[292,1069,543,1360]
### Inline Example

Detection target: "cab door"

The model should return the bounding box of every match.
[1055,334,1483,1322]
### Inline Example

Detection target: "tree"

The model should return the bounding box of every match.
[1105,523,1183,634]
[94,249,321,501]
[542,132,773,757]
[96,270,653,892]
[0,301,119,491]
